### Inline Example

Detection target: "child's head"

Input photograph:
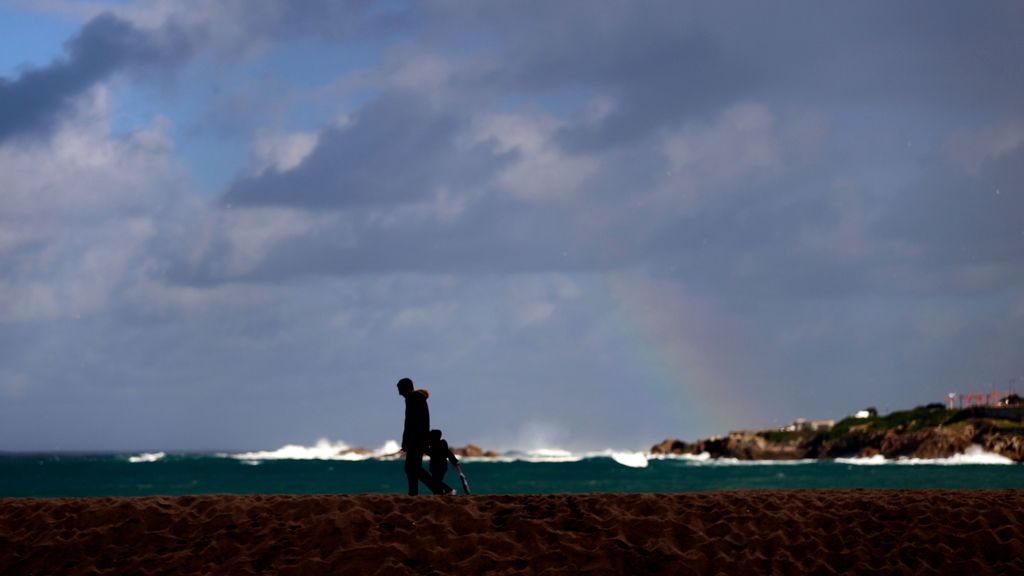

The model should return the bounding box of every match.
[430,429,443,443]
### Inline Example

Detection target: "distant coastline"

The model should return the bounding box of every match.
[651,403,1024,462]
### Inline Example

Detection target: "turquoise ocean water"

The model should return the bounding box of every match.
[3,452,1024,497]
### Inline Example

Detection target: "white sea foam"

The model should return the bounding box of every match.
[465,448,648,466]
[226,438,405,463]
[835,444,1014,466]
[511,448,583,463]
[230,438,370,461]
[608,451,649,468]
[374,440,402,459]
[833,454,888,466]
[703,457,819,466]
[648,452,712,462]
[128,452,166,463]
[648,452,817,465]
[218,441,1012,466]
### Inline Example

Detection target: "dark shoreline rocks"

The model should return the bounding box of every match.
[451,444,502,458]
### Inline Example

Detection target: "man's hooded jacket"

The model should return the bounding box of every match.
[402,389,430,452]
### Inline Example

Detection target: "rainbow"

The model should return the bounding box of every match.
[606,273,758,438]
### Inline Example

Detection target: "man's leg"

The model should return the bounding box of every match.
[404,451,424,495]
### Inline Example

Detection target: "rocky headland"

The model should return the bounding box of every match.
[652,404,1024,461]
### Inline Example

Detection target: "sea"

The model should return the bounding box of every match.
[3,441,1024,497]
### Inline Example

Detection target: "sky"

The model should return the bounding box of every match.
[1,0,1023,452]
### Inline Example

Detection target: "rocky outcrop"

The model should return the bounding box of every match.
[651,439,696,455]
[451,444,501,458]
[816,424,975,459]
[978,429,1024,461]
[653,417,1024,462]
[705,432,811,460]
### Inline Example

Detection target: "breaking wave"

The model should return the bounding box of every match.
[469,448,650,468]
[127,452,166,463]
[225,439,401,462]
[649,452,818,466]
[213,441,1016,467]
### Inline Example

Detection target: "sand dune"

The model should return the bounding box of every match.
[2,490,1022,574]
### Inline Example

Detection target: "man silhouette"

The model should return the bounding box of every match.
[396,377,437,495]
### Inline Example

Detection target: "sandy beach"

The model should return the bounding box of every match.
[2,490,1021,575]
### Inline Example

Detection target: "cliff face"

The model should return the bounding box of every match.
[652,415,1024,462]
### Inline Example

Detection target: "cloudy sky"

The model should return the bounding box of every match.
[2,1,1022,452]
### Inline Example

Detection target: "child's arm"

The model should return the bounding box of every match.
[447,448,460,467]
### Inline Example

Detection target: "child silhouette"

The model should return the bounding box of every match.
[427,429,460,495]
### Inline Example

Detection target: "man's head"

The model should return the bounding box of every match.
[397,377,414,397]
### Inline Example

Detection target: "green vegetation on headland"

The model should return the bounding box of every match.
[652,403,1024,461]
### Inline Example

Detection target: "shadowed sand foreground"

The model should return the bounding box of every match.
[2,490,1022,575]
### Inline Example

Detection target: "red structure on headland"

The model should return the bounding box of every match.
[946,385,1020,410]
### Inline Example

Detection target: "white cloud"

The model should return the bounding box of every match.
[0,87,174,322]
[943,119,1024,174]
[249,130,320,174]
[368,187,469,227]
[516,300,557,328]
[656,103,783,213]
[223,207,334,275]
[391,302,457,329]
[472,113,599,203]
[124,278,280,315]
[505,274,582,328]
[0,87,170,223]
[385,52,455,102]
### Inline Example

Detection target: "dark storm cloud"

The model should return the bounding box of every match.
[724,2,1024,118]
[223,94,504,209]
[430,1,754,151]
[449,1,1024,146]
[876,142,1024,293]
[0,13,192,142]
[229,0,418,42]
[491,10,749,150]
[0,0,419,144]
[218,0,1024,216]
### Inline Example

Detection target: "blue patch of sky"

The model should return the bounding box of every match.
[111,59,248,196]
[110,37,381,196]
[245,37,380,131]
[0,6,78,77]
[250,38,378,94]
